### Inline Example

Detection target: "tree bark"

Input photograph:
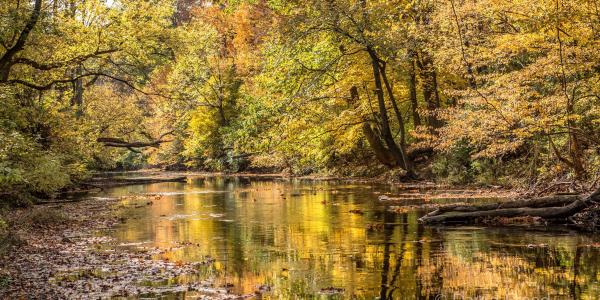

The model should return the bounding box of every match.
[415,51,441,129]
[368,48,411,172]
[348,86,396,167]
[379,61,416,176]
[362,122,396,167]
[419,190,600,224]
[408,50,421,127]
[0,0,43,81]
[97,131,174,150]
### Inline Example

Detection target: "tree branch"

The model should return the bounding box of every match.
[97,137,172,149]
[97,131,175,150]
[12,48,119,71]
[0,0,42,80]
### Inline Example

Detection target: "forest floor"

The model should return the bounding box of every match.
[0,196,250,299]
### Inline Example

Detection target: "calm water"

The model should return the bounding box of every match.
[99,175,600,299]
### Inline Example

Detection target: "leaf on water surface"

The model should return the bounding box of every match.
[255,284,272,294]
[349,209,364,215]
[161,213,197,220]
[366,223,385,231]
[0,197,241,299]
[145,191,229,196]
[526,243,548,248]
[319,287,344,295]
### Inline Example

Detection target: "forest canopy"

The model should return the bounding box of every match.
[1,0,600,203]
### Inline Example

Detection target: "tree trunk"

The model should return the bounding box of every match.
[368,48,411,173]
[567,100,586,179]
[419,190,600,224]
[379,61,416,176]
[71,65,84,117]
[348,86,396,167]
[408,50,421,127]
[379,62,406,147]
[415,51,441,129]
[570,131,586,180]
[86,176,188,187]
[362,122,396,167]
[97,131,174,150]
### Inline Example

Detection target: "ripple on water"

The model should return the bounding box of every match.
[105,176,600,299]
[160,213,197,220]
[145,190,229,196]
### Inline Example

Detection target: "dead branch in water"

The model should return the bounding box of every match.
[419,188,600,224]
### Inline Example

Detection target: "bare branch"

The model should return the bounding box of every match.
[12,48,119,70]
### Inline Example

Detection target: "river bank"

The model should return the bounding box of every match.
[62,170,600,231]
[88,170,600,230]
[2,173,600,298]
[0,195,248,299]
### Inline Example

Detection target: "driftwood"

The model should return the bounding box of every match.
[419,188,600,224]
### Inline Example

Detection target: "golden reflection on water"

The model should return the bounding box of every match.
[106,177,600,299]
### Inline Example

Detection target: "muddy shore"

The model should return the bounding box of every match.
[0,196,249,299]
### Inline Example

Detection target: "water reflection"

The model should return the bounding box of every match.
[103,176,600,299]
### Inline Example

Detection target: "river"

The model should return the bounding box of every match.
[96,175,600,299]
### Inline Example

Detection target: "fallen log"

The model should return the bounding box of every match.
[97,131,175,151]
[419,188,600,224]
[97,137,170,148]
[85,176,188,187]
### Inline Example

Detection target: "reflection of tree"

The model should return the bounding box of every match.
[570,246,581,299]
[427,226,444,299]
[430,230,600,299]
[414,218,425,300]
[111,179,600,298]
[379,212,410,300]
[389,214,408,292]
[217,180,245,280]
[379,211,393,300]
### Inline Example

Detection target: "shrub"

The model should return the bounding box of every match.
[0,130,72,202]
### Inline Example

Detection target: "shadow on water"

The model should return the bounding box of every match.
[101,175,600,299]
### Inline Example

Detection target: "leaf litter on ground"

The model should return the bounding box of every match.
[0,196,252,299]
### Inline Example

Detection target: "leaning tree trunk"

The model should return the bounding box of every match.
[379,61,416,177]
[367,48,411,174]
[419,188,600,224]
[362,122,396,167]
[348,86,396,167]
